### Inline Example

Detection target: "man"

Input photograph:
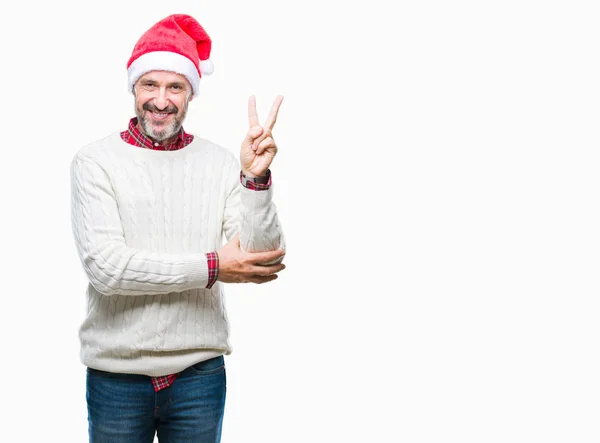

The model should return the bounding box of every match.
[70,14,286,442]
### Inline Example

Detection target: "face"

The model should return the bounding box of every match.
[134,71,192,142]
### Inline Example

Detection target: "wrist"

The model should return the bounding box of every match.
[240,169,271,188]
[241,170,268,179]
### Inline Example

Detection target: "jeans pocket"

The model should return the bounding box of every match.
[189,355,225,376]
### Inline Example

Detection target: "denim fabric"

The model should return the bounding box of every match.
[86,356,226,442]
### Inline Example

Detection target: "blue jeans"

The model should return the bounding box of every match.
[86,356,226,443]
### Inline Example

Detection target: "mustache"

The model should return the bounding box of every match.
[143,102,179,114]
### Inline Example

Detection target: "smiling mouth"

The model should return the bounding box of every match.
[150,111,171,120]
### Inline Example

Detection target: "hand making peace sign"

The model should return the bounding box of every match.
[240,95,284,178]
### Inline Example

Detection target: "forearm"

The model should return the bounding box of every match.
[222,166,285,254]
[71,157,212,296]
[75,240,211,296]
[238,185,285,254]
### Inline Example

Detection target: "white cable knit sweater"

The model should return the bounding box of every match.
[70,132,284,376]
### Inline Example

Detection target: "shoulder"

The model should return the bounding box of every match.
[191,136,235,158]
[71,132,122,165]
[189,136,238,166]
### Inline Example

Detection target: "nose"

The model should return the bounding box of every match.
[154,87,169,111]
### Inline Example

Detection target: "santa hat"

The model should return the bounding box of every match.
[127,14,213,98]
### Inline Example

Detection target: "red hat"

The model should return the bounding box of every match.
[127,14,214,98]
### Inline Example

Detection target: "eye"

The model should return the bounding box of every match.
[170,85,184,92]
[141,82,157,91]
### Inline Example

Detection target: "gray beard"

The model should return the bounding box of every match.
[133,91,189,142]
[136,108,187,142]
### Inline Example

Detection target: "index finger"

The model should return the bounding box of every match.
[248,95,260,128]
[263,95,284,131]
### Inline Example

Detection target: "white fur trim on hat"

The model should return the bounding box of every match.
[128,51,201,97]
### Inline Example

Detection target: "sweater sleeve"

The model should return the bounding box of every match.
[222,158,285,264]
[70,156,210,296]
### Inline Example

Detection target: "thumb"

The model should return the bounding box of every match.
[228,232,240,246]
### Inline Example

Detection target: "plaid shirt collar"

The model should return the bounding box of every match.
[121,117,194,151]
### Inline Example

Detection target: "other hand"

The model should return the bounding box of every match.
[216,234,286,284]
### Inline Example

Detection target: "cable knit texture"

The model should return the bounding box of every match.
[70,132,284,376]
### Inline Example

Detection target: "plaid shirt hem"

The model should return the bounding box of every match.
[151,373,179,392]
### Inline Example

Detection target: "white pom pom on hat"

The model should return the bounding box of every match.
[199,59,214,76]
[126,14,214,98]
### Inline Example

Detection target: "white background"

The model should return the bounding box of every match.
[1,0,599,441]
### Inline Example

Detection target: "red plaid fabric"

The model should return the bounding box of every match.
[121,117,194,151]
[240,170,271,190]
[151,373,179,391]
[206,251,219,289]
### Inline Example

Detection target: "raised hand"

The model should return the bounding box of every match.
[240,95,283,178]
